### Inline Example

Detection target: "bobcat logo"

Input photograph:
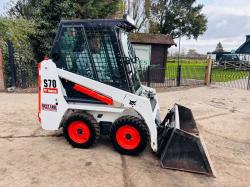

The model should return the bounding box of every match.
[129,100,137,107]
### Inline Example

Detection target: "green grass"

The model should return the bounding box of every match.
[165,60,249,82]
[212,68,249,82]
[166,63,206,80]
[168,58,207,65]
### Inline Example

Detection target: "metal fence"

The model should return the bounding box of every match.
[2,49,208,90]
[2,41,37,89]
[211,66,250,90]
[3,40,250,91]
[14,63,37,88]
[2,42,208,90]
[139,64,207,88]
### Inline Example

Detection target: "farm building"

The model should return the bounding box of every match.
[207,35,250,70]
[236,35,250,62]
[208,35,250,62]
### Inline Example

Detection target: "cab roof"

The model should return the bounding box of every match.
[58,19,137,32]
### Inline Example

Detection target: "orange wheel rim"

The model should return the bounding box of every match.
[68,121,90,144]
[116,125,141,150]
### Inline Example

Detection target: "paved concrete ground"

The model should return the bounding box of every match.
[214,77,249,90]
[0,87,250,187]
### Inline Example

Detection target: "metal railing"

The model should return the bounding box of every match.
[1,44,214,91]
[139,64,207,88]
[211,66,250,90]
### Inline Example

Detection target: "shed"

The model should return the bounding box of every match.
[129,33,176,68]
[129,33,176,83]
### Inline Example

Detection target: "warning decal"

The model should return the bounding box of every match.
[43,88,58,94]
[42,104,57,112]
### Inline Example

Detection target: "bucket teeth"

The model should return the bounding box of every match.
[158,104,215,176]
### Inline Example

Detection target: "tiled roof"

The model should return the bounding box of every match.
[236,36,250,54]
[129,33,176,46]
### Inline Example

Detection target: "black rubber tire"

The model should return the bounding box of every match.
[110,116,149,155]
[63,113,100,148]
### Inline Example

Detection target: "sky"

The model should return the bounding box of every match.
[0,0,250,54]
[170,0,250,54]
[0,0,12,15]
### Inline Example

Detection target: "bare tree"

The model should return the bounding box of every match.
[123,0,150,32]
[7,0,36,19]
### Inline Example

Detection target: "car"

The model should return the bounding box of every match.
[218,54,240,65]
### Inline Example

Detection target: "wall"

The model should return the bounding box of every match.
[151,44,168,67]
[150,45,167,83]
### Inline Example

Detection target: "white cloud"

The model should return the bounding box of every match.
[176,0,250,54]
[204,5,250,17]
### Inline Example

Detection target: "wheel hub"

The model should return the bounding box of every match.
[125,133,132,140]
[77,128,83,135]
[68,121,90,144]
[116,125,141,150]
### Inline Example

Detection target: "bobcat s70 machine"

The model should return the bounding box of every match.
[38,16,215,176]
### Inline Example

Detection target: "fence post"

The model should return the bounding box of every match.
[176,65,181,86]
[7,40,16,88]
[205,58,213,86]
[248,70,250,90]
[0,48,5,91]
[147,65,151,87]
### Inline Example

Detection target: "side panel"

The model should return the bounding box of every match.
[39,60,68,130]
[39,60,125,130]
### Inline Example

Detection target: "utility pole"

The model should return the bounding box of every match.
[176,37,181,86]
[177,37,181,66]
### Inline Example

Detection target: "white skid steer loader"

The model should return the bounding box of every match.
[38,16,215,176]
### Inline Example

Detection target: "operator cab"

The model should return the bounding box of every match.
[51,17,142,95]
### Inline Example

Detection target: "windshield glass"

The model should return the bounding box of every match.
[120,31,142,93]
[52,25,131,92]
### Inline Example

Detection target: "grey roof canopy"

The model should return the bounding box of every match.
[236,35,250,54]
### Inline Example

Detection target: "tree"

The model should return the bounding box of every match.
[7,0,36,19]
[8,0,123,61]
[0,17,36,86]
[214,42,224,53]
[149,0,207,39]
[0,17,35,53]
[181,48,186,56]
[187,49,198,57]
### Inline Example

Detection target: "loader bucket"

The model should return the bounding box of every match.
[157,104,215,176]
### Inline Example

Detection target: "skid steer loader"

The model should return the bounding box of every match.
[38,16,215,176]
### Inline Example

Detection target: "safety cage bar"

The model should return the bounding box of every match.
[51,20,142,94]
